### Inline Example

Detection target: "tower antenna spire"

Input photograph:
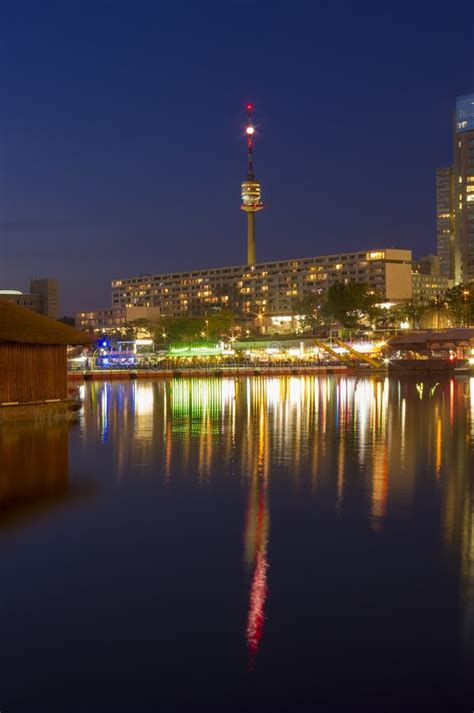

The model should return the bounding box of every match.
[247,103,254,179]
[241,103,264,266]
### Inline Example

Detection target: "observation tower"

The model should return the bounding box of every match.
[241,104,264,266]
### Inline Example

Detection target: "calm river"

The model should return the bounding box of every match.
[1,375,474,711]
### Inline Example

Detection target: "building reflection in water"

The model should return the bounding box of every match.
[80,375,474,659]
[0,421,93,531]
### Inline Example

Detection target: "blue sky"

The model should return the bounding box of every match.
[0,1,473,313]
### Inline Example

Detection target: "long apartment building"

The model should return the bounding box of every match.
[111,248,413,319]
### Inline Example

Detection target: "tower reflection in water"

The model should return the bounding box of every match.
[0,421,93,531]
[81,375,474,662]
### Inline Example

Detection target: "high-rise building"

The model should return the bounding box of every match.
[29,278,59,319]
[437,93,474,283]
[436,167,456,277]
[454,93,474,283]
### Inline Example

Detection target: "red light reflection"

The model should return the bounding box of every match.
[244,481,269,670]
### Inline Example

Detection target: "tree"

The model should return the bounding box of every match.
[206,308,235,339]
[443,284,474,326]
[322,282,382,329]
[154,317,205,343]
[123,318,157,340]
[375,300,425,330]
[293,292,327,332]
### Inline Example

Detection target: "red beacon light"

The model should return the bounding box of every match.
[247,103,253,111]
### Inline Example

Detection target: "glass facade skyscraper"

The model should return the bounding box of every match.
[455,93,474,282]
[437,93,474,283]
[456,94,474,133]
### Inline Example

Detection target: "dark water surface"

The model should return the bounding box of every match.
[1,375,474,712]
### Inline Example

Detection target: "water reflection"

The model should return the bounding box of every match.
[80,375,474,659]
[0,421,93,531]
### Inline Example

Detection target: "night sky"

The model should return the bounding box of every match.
[0,2,473,315]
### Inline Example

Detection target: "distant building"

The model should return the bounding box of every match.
[413,254,441,276]
[30,279,58,319]
[412,254,452,304]
[437,93,474,283]
[75,305,161,333]
[411,274,452,305]
[0,278,59,319]
[110,249,413,321]
[75,308,120,332]
[0,290,43,313]
[436,167,456,278]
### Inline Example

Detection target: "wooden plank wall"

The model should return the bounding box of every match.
[0,344,67,403]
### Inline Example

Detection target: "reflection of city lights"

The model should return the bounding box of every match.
[134,383,154,415]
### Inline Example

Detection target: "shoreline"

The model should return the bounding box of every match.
[66,363,471,381]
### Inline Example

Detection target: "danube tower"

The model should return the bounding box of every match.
[240,104,264,265]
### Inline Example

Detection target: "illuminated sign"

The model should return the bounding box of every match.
[168,343,223,357]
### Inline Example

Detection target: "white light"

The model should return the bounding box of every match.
[246,126,255,135]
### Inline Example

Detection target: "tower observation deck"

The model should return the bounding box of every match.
[241,104,264,266]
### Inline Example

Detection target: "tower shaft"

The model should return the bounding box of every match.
[247,212,256,265]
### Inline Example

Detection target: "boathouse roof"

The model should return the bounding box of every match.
[388,328,474,350]
[0,299,93,346]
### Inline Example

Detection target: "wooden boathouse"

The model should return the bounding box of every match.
[0,299,92,420]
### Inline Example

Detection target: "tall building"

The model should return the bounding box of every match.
[454,93,474,283]
[437,93,474,283]
[436,167,455,277]
[111,248,413,321]
[30,278,58,319]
